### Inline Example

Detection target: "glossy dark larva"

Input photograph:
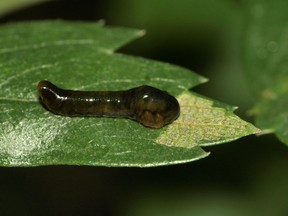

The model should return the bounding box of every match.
[37,80,180,128]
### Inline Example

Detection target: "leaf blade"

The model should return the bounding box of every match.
[0,21,258,167]
[243,0,288,145]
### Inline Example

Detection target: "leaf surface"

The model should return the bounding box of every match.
[0,0,46,17]
[0,21,258,167]
[243,0,288,145]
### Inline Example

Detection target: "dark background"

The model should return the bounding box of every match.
[0,1,287,215]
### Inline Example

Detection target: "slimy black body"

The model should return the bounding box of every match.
[37,80,180,128]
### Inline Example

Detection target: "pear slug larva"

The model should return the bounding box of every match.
[37,80,180,128]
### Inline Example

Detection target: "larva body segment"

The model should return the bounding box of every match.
[38,80,180,128]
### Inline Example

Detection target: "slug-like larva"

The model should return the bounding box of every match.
[38,80,180,128]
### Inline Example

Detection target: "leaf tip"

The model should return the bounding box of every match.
[200,76,209,84]
[137,29,146,37]
[255,128,263,134]
[255,128,272,136]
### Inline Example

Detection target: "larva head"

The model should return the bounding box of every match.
[37,80,63,113]
[130,85,180,128]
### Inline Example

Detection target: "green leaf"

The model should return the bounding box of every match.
[0,0,46,17]
[0,21,258,167]
[113,0,237,29]
[156,91,257,147]
[243,0,288,145]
